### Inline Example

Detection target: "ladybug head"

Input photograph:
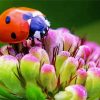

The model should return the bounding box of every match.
[22,11,50,40]
[28,15,50,40]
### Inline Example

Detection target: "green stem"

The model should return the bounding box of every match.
[25,82,45,100]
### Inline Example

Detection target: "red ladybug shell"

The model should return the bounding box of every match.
[0,7,44,43]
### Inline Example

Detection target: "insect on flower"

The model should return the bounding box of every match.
[0,7,50,43]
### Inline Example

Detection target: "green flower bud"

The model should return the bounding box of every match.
[29,47,50,64]
[0,55,23,95]
[40,64,57,92]
[60,57,78,85]
[55,51,70,77]
[76,68,87,85]
[20,54,40,83]
[85,67,100,100]
[54,91,70,100]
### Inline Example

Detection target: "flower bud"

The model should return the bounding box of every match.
[40,64,57,92]
[0,45,9,55]
[60,57,78,85]
[97,60,100,68]
[86,61,96,68]
[76,68,87,85]
[44,28,63,62]
[88,47,100,62]
[54,91,70,100]
[29,47,50,64]
[69,38,80,54]
[75,45,91,60]
[89,53,100,62]
[85,67,100,99]
[65,85,87,100]
[0,45,16,56]
[60,28,79,52]
[84,41,98,50]
[0,55,23,94]
[20,54,40,82]
[59,28,80,53]
[55,51,70,77]
[75,57,85,69]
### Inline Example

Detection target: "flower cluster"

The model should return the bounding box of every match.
[0,28,100,100]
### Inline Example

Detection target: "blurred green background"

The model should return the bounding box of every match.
[0,0,100,45]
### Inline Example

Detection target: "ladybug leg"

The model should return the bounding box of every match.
[40,32,45,48]
[11,43,23,54]
[28,29,35,46]
[28,36,35,46]
[31,38,35,46]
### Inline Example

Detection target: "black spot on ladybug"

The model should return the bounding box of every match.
[23,13,32,20]
[11,32,16,39]
[5,16,11,24]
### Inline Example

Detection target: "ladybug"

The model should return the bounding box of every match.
[0,7,50,43]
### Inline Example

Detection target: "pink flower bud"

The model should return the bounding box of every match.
[62,28,79,52]
[75,45,91,60]
[41,64,55,73]
[65,85,87,100]
[85,43,100,63]
[76,68,87,85]
[44,28,64,62]
[86,61,96,68]
[0,45,16,56]
[0,45,9,55]
[76,57,85,69]
[89,52,100,62]
[58,28,81,54]
[40,64,57,92]
[84,41,98,51]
